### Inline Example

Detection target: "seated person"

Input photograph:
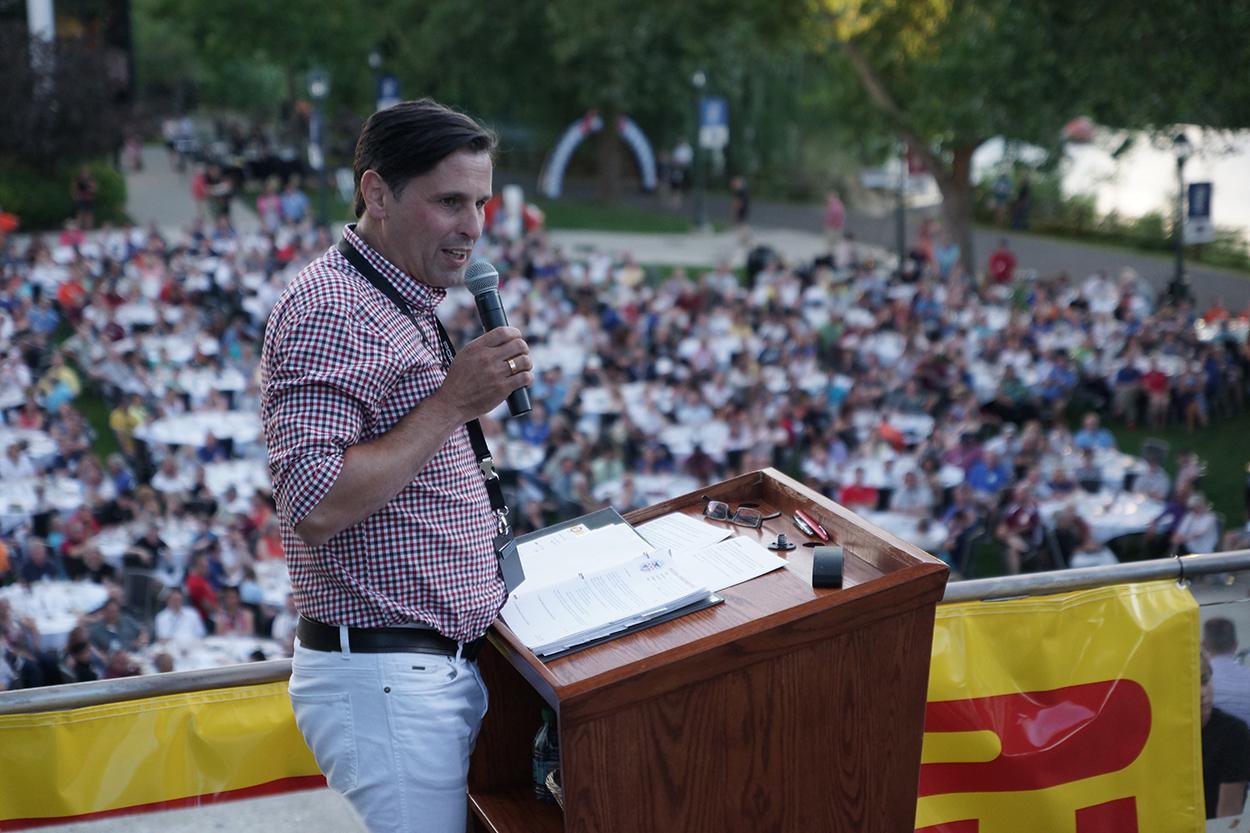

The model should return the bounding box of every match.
[837,467,879,512]
[995,485,1043,575]
[1073,412,1116,451]
[1202,651,1250,819]
[1134,459,1171,502]
[1143,485,1192,558]
[889,471,935,517]
[1174,495,1220,555]
[213,585,256,636]
[1073,448,1103,493]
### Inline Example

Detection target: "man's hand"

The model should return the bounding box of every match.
[435,326,534,422]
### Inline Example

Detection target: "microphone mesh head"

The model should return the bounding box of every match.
[464,260,499,296]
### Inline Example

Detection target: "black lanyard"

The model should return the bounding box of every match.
[335,233,511,537]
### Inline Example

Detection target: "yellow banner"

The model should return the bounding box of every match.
[0,581,1204,830]
[0,681,319,827]
[916,580,1203,833]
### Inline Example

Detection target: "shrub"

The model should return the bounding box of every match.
[0,161,126,231]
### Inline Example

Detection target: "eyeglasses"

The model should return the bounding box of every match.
[702,498,781,529]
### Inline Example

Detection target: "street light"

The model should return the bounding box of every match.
[307,69,330,225]
[1172,131,1193,291]
[691,69,707,229]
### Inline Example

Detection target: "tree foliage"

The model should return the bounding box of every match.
[805,0,1250,270]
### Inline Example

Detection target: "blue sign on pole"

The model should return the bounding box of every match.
[377,73,400,111]
[698,96,728,149]
[1186,182,1214,244]
[1188,182,1211,220]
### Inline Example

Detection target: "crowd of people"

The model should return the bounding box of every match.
[2,182,1250,691]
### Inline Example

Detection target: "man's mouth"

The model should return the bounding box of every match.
[442,247,470,264]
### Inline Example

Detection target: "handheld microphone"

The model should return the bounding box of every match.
[465,259,531,416]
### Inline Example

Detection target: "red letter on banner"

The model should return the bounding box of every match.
[1075,797,1138,833]
[919,680,1150,796]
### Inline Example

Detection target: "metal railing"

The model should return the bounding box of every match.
[3,550,1248,717]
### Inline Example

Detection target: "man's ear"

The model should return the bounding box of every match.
[359,170,389,220]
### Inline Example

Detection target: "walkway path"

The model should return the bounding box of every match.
[124,145,260,233]
[123,155,1248,310]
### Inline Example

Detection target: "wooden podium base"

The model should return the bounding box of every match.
[469,469,948,833]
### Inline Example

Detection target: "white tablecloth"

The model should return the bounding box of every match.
[1040,491,1166,544]
[841,456,963,490]
[0,580,109,651]
[0,426,57,463]
[593,473,700,508]
[136,410,262,447]
[140,635,288,673]
[0,476,83,532]
[860,511,949,553]
[203,459,271,498]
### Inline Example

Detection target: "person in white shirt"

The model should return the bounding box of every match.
[889,470,936,517]
[153,587,206,642]
[1174,495,1220,555]
[0,443,36,481]
[1204,617,1250,730]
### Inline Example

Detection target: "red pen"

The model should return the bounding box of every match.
[794,509,830,542]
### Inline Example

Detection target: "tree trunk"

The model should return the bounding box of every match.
[934,143,977,279]
[596,111,622,204]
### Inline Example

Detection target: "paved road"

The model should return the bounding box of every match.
[124,146,260,233]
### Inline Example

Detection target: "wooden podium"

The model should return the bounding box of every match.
[469,468,948,833]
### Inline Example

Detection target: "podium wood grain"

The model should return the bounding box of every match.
[469,469,948,833]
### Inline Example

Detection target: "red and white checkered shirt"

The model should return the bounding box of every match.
[260,226,504,640]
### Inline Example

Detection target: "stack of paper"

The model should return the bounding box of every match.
[499,511,789,657]
[501,552,711,657]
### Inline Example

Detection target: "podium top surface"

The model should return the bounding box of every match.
[490,469,948,717]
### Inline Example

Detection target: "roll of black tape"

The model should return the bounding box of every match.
[812,545,844,589]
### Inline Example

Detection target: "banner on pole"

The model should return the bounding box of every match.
[916,580,1202,833]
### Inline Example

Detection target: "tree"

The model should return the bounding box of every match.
[810,0,1250,274]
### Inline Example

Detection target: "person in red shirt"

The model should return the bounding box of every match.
[838,467,880,511]
[1142,362,1171,428]
[184,551,219,630]
[987,239,1016,285]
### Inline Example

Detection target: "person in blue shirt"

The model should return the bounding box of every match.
[1073,412,1116,451]
[966,450,1013,498]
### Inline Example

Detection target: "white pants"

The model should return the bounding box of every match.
[289,634,489,833]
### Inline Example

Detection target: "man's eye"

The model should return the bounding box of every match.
[441,198,458,208]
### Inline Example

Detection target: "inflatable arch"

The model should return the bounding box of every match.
[539,111,658,198]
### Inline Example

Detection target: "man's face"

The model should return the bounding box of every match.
[373,149,492,288]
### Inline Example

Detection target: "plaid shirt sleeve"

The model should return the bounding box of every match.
[263,301,402,527]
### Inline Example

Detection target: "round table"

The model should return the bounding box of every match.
[0,426,58,464]
[1039,491,1166,544]
[139,635,288,673]
[593,473,700,508]
[861,511,949,554]
[176,367,248,401]
[203,459,272,498]
[0,476,84,533]
[0,580,109,651]
[253,559,292,608]
[136,410,262,447]
[843,456,963,491]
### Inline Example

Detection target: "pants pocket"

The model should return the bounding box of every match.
[289,690,358,794]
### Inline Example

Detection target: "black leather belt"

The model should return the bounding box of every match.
[297,616,486,661]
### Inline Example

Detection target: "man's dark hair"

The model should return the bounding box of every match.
[1205,617,1238,654]
[352,98,496,218]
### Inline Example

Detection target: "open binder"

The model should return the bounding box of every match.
[505,507,722,659]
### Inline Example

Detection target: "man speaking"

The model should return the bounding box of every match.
[260,99,533,832]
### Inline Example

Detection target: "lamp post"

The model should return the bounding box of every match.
[1173,131,1192,289]
[691,69,707,230]
[308,69,330,226]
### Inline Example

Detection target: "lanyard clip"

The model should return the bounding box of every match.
[495,508,511,537]
[479,456,498,481]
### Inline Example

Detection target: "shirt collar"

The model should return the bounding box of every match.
[341,224,446,313]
